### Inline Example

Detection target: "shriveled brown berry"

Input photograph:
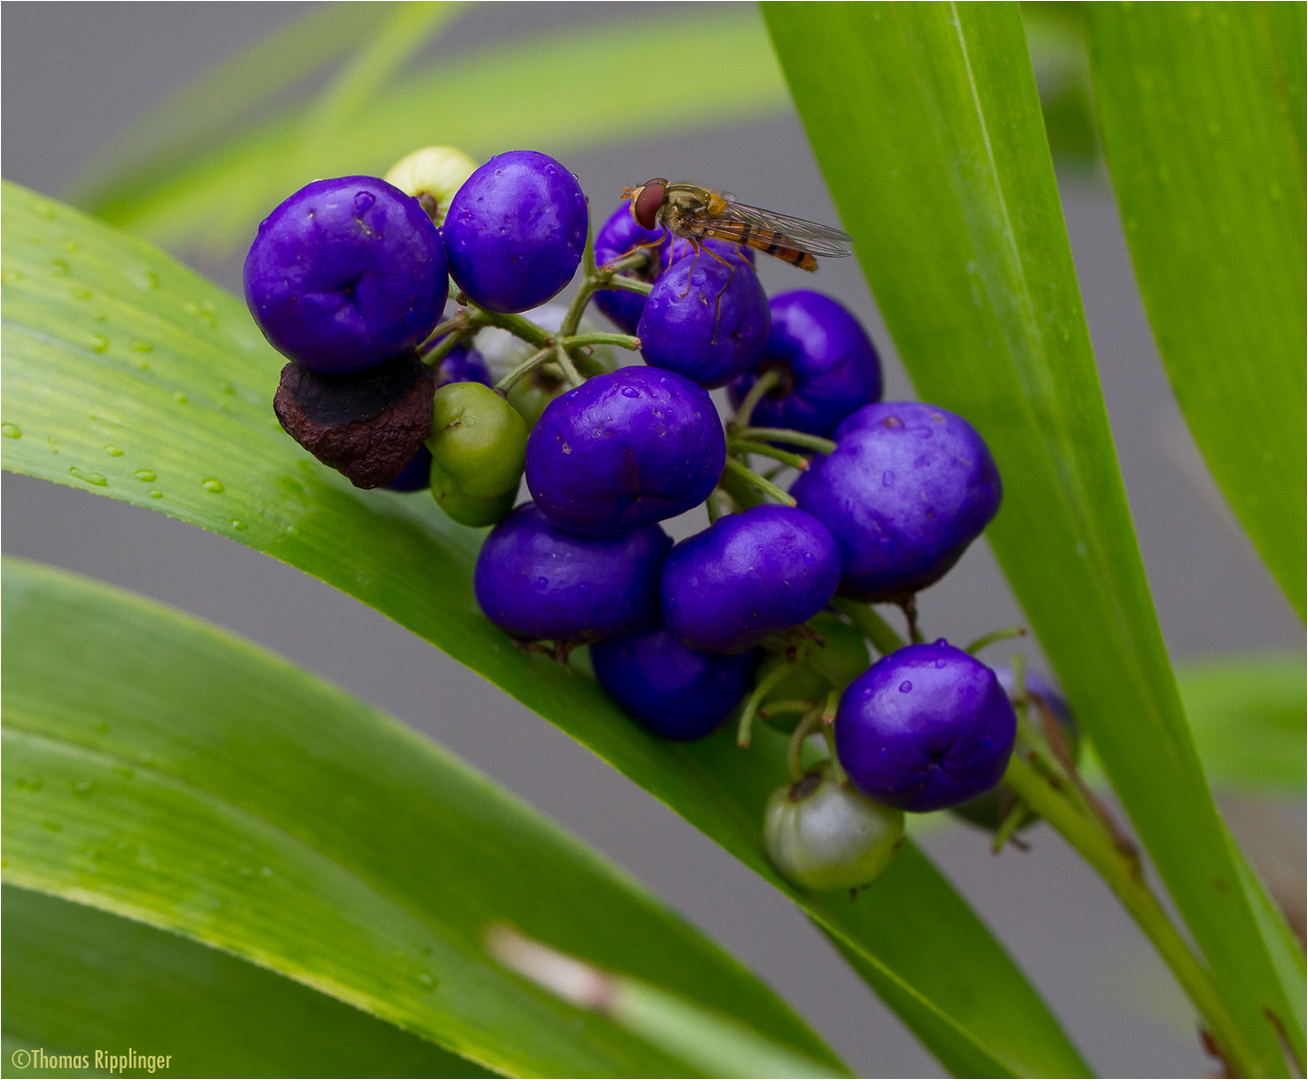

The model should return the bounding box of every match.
[273,353,434,488]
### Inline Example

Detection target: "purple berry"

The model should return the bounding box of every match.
[525,367,726,535]
[384,444,434,492]
[592,203,754,334]
[591,626,757,740]
[638,253,770,389]
[660,505,841,654]
[474,504,670,643]
[792,402,1002,602]
[836,642,1017,812]
[729,291,881,437]
[244,176,447,374]
[443,150,587,313]
[435,343,491,388]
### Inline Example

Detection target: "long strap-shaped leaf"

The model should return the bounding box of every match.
[0,184,1086,1075]
[760,2,1302,1074]
[2,557,842,1078]
[3,884,489,1078]
[1086,3,1307,620]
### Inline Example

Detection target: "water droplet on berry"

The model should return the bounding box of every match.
[354,191,376,215]
[1,424,20,439]
[899,680,913,693]
[69,466,107,487]
[535,577,548,588]
[561,442,572,455]
[935,659,947,668]
[200,478,225,494]
[803,552,815,565]
[621,386,639,398]
[883,416,904,429]
[882,470,895,487]
[578,582,591,593]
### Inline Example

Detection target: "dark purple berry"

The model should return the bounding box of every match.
[729,291,881,437]
[592,203,754,334]
[660,505,841,654]
[443,150,587,313]
[591,626,757,740]
[435,342,491,388]
[474,504,670,644]
[244,176,447,373]
[385,444,434,492]
[638,253,770,389]
[835,642,1017,812]
[525,367,726,535]
[273,353,434,488]
[792,402,1002,602]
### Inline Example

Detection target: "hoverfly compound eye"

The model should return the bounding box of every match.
[632,179,667,232]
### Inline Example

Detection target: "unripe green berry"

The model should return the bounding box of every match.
[428,382,528,499]
[764,762,904,891]
[384,145,478,227]
[506,362,570,430]
[429,457,516,528]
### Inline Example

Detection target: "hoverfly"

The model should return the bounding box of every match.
[622,178,853,272]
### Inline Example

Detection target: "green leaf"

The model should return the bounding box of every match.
[760,2,1302,1074]
[2,884,486,1078]
[1021,3,1101,170]
[73,9,791,260]
[0,184,1087,1075]
[1085,4,1307,619]
[2,555,841,1078]
[1178,653,1307,792]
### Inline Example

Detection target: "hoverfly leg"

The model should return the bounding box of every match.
[678,237,705,301]
[703,243,739,345]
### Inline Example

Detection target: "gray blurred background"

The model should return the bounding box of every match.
[3,4,1303,1077]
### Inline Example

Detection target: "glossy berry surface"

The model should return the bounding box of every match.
[793,401,1002,602]
[952,668,1080,832]
[660,505,841,654]
[591,626,756,740]
[430,465,516,527]
[244,176,447,374]
[729,290,881,437]
[835,642,1017,813]
[475,504,671,643]
[443,150,587,313]
[638,254,770,389]
[525,367,725,535]
[764,762,904,891]
[592,203,754,334]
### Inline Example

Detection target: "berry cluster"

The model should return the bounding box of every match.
[245,146,1073,893]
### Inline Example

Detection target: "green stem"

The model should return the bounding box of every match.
[421,329,472,368]
[563,332,641,351]
[733,368,784,429]
[476,308,552,348]
[786,708,826,781]
[830,598,907,657]
[554,345,583,389]
[493,346,555,394]
[727,439,811,472]
[419,313,468,350]
[734,427,838,455]
[737,662,801,748]
[721,457,797,508]
[965,626,1028,655]
[559,217,599,339]
[602,276,654,296]
[1004,753,1257,1075]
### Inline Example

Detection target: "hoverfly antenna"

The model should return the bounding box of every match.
[631,178,668,231]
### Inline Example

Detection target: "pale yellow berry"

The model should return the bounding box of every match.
[384,146,478,226]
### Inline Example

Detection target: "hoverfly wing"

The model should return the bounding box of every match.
[714,199,854,258]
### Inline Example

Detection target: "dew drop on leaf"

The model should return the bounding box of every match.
[104,446,123,457]
[69,466,107,487]
[134,469,156,482]
[1,424,21,439]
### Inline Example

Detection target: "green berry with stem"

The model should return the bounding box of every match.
[428,382,528,499]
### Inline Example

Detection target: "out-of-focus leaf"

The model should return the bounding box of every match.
[1021,3,1100,169]
[761,3,1302,1074]
[67,3,399,207]
[2,556,844,1078]
[0,182,1089,1077]
[1086,4,1307,620]
[73,9,791,260]
[1,885,485,1078]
